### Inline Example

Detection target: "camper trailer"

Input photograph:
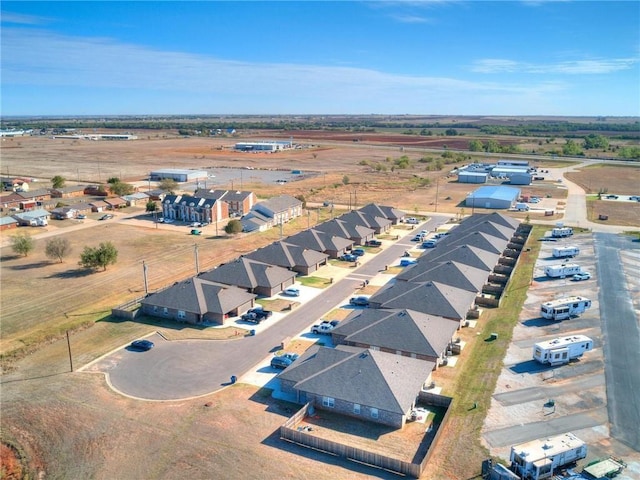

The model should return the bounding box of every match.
[544,264,583,278]
[510,433,587,480]
[533,335,594,365]
[541,296,592,320]
[552,246,580,258]
[551,227,573,238]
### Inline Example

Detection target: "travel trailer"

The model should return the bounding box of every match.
[541,296,592,320]
[544,264,583,279]
[551,227,573,238]
[510,433,587,480]
[533,335,594,365]
[552,246,580,258]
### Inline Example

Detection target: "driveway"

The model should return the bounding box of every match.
[92,215,453,400]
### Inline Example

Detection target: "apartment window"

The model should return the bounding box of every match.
[353,403,361,415]
[177,310,186,319]
[370,408,379,419]
[163,307,169,316]
[322,396,335,408]
[152,306,158,313]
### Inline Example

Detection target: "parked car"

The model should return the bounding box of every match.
[411,235,425,242]
[365,239,382,247]
[322,320,340,327]
[76,214,86,220]
[241,312,264,323]
[400,258,418,266]
[405,217,419,224]
[157,217,165,223]
[422,240,437,248]
[572,272,592,281]
[529,197,541,203]
[130,339,154,351]
[352,248,365,257]
[630,196,640,201]
[605,194,619,199]
[271,355,295,369]
[349,296,370,307]
[98,214,114,220]
[190,229,201,235]
[340,253,357,262]
[282,287,300,297]
[190,222,203,228]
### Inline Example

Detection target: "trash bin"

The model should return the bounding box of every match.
[230,375,237,384]
[249,329,255,336]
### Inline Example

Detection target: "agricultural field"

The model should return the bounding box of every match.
[1,124,639,479]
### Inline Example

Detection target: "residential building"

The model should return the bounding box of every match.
[244,241,329,275]
[162,194,229,224]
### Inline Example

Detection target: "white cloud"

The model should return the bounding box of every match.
[472,57,639,75]
[1,12,52,25]
[390,14,432,23]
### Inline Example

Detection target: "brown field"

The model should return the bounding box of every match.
[566,164,640,195]
[0,131,635,479]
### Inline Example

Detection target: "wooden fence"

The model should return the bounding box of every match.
[281,396,453,478]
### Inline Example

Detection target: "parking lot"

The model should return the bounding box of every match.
[482,231,640,475]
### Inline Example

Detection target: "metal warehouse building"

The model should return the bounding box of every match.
[509,173,532,185]
[458,171,488,184]
[465,186,521,209]
[150,169,208,182]
[234,141,292,152]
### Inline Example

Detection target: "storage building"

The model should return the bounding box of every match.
[149,169,208,182]
[458,171,488,184]
[465,186,520,210]
[509,173,532,185]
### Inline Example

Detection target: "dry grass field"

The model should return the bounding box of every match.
[0,131,636,479]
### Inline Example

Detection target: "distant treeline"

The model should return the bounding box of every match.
[2,118,639,139]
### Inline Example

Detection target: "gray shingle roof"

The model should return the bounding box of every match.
[396,260,488,292]
[285,228,354,252]
[141,277,256,314]
[417,244,500,271]
[337,210,392,230]
[286,346,433,415]
[245,241,328,269]
[358,203,405,221]
[433,230,508,255]
[256,194,302,214]
[369,281,477,320]
[198,257,296,290]
[335,309,458,358]
[314,218,374,242]
[449,218,515,241]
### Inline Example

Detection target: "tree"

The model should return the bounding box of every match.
[224,219,243,234]
[468,140,484,152]
[562,140,583,156]
[146,200,158,212]
[51,175,66,189]
[294,195,306,209]
[11,232,35,257]
[107,177,120,185]
[109,181,134,196]
[445,128,458,136]
[158,178,179,194]
[342,175,350,185]
[583,134,609,150]
[45,237,72,263]
[79,242,118,271]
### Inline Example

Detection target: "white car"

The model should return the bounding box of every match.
[572,272,591,281]
[282,287,300,297]
[405,217,419,224]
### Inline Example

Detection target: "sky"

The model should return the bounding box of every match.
[1,1,639,117]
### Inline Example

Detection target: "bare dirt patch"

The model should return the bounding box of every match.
[566,165,640,195]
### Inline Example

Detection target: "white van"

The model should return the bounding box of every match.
[515,203,529,211]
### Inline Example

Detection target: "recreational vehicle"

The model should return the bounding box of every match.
[510,432,587,480]
[544,264,583,279]
[541,296,592,320]
[552,246,579,259]
[551,227,573,238]
[533,335,594,365]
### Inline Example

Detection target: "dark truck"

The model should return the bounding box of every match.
[241,307,273,323]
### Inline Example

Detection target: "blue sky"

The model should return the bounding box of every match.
[1,1,639,116]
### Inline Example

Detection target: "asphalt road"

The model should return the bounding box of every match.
[103,215,452,400]
[594,233,640,451]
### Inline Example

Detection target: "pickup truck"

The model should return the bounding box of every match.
[241,308,273,323]
[247,307,272,319]
[311,323,334,335]
[365,239,382,247]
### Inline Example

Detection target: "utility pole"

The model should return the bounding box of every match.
[194,244,200,275]
[435,177,440,212]
[143,261,148,294]
[66,330,74,372]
